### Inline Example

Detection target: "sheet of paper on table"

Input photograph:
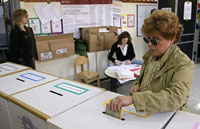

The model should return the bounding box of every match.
[107,64,141,84]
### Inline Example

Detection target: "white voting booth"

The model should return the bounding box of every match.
[0,62,30,77]
[165,111,200,129]
[7,79,104,129]
[0,69,58,129]
[47,91,175,129]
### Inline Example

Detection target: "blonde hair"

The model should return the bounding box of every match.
[141,10,183,43]
[13,9,28,25]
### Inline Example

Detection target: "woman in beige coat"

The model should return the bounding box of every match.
[109,10,194,112]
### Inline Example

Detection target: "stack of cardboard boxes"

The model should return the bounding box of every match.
[81,26,118,52]
[35,33,75,61]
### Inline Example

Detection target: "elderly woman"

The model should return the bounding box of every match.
[9,9,36,69]
[109,10,194,112]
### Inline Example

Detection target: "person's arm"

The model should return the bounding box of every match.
[133,61,194,112]
[126,43,135,61]
[27,27,37,59]
[108,43,117,63]
[9,29,19,63]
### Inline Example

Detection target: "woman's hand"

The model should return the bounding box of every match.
[129,86,140,95]
[125,60,131,65]
[109,96,133,112]
[115,60,121,66]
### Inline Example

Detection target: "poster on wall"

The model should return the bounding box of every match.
[183,1,192,20]
[41,21,51,34]
[61,0,112,4]
[137,5,157,37]
[113,15,121,27]
[28,18,42,35]
[127,14,135,27]
[121,14,128,28]
[51,20,63,34]
[34,3,62,24]
[61,4,113,38]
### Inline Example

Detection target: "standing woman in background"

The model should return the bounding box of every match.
[9,9,36,69]
[108,31,143,66]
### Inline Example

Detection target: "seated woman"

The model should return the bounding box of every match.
[108,31,143,67]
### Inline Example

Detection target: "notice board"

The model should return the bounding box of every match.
[137,5,157,37]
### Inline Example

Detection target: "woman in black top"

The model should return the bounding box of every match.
[9,9,36,69]
[108,31,143,66]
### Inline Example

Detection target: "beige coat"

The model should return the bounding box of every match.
[132,45,194,112]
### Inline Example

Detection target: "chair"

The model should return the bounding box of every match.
[74,56,100,87]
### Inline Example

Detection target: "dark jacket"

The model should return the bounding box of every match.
[108,42,135,63]
[9,25,37,67]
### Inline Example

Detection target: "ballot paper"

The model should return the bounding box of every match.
[107,64,141,83]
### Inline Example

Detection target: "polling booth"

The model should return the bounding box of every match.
[0,62,30,77]
[0,69,58,129]
[7,79,105,129]
[165,111,200,129]
[47,91,175,129]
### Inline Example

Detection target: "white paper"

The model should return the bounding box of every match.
[121,15,127,28]
[107,64,141,83]
[128,15,134,27]
[61,4,113,38]
[184,1,192,20]
[41,22,51,34]
[48,3,62,22]
[56,48,67,54]
[56,83,87,94]
[0,65,17,71]
[52,20,62,33]
[113,14,121,27]
[40,52,52,60]
[34,4,52,24]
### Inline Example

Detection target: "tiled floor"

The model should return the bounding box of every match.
[95,63,200,115]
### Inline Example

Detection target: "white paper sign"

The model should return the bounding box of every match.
[184,1,192,20]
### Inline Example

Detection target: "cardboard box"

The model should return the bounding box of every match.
[7,79,104,129]
[48,38,74,59]
[81,26,118,52]
[35,33,74,61]
[35,40,52,61]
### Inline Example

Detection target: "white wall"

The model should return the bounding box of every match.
[19,2,155,79]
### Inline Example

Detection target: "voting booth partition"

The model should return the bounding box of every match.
[47,91,175,129]
[0,62,30,77]
[165,111,200,129]
[0,69,59,129]
[7,79,105,129]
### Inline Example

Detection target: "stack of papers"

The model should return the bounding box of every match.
[107,64,141,83]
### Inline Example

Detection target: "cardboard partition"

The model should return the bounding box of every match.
[35,33,75,61]
[81,26,118,52]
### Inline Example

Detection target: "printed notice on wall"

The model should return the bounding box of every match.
[183,1,192,20]
[61,4,113,38]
